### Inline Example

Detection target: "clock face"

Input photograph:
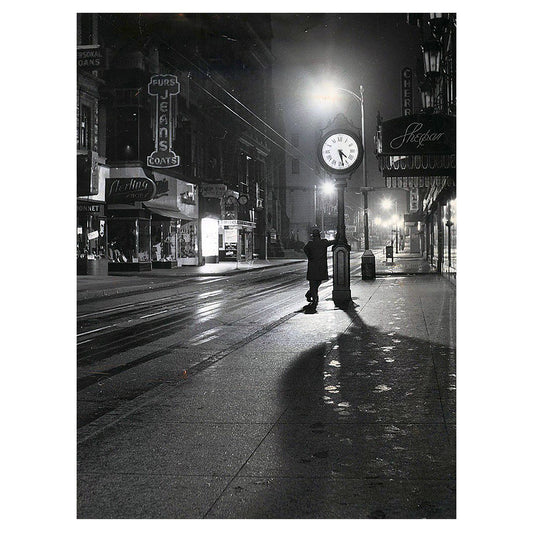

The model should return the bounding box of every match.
[318,129,363,174]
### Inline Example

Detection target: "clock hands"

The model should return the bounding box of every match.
[338,149,348,166]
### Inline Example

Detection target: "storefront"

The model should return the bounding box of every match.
[218,190,255,261]
[145,171,198,268]
[77,156,109,275]
[423,179,456,277]
[219,220,255,261]
[77,202,108,275]
[443,198,457,275]
[106,167,199,271]
[376,113,456,275]
[105,167,156,271]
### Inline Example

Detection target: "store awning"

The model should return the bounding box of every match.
[145,206,194,220]
[377,113,455,188]
[378,114,455,156]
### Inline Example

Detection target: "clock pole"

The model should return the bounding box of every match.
[316,118,364,308]
[332,177,352,307]
[358,85,375,279]
[332,87,376,280]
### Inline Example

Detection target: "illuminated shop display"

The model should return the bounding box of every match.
[178,221,198,265]
[151,220,178,263]
[201,217,219,261]
[77,203,107,275]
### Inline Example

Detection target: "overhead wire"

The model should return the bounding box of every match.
[97,13,320,174]
[189,77,318,173]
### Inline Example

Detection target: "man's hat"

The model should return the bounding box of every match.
[311,226,321,235]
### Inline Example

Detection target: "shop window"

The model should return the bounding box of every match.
[77,213,106,260]
[201,217,219,258]
[138,219,151,262]
[151,220,178,262]
[178,221,198,264]
[108,218,151,263]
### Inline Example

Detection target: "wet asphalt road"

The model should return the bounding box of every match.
[77,255,363,427]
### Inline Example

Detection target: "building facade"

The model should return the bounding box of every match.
[375,13,456,279]
[76,13,289,274]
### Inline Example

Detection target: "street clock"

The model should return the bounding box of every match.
[317,129,364,175]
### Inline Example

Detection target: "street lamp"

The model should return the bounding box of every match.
[314,180,335,232]
[381,197,400,253]
[333,86,376,280]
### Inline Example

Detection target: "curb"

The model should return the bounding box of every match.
[77,260,306,303]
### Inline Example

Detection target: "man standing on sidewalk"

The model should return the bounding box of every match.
[303,227,336,312]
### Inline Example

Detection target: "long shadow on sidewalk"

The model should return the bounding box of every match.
[209,303,456,519]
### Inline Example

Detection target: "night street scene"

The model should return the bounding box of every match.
[74,11,458,520]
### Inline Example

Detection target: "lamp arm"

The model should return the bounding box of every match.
[336,87,362,103]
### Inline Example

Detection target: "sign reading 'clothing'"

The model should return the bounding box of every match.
[147,74,180,168]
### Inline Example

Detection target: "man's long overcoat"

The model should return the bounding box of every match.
[303,238,335,281]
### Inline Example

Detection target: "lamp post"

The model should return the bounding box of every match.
[381,197,400,253]
[335,85,376,280]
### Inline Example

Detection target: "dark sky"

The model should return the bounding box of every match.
[270,13,423,208]
[271,13,421,115]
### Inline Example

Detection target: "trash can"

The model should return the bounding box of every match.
[385,245,394,262]
[361,249,376,280]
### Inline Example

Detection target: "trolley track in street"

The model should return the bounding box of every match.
[77,259,363,427]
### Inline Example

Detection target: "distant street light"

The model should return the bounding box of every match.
[321,181,335,195]
[314,180,335,231]
[381,197,400,253]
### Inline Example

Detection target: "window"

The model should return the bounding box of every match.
[291,158,300,174]
[79,104,92,151]
[79,14,94,45]
[114,108,139,160]
[239,153,251,194]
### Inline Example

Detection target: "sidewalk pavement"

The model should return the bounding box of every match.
[77,267,456,518]
[77,250,437,302]
[374,248,437,275]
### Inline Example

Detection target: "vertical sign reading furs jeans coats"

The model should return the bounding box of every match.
[401,68,413,116]
[147,74,180,168]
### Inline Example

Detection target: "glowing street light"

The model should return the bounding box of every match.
[381,197,400,253]
[314,180,336,232]
[381,198,393,210]
[321,181,335,195]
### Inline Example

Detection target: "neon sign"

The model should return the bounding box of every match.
[147,74,180,168]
